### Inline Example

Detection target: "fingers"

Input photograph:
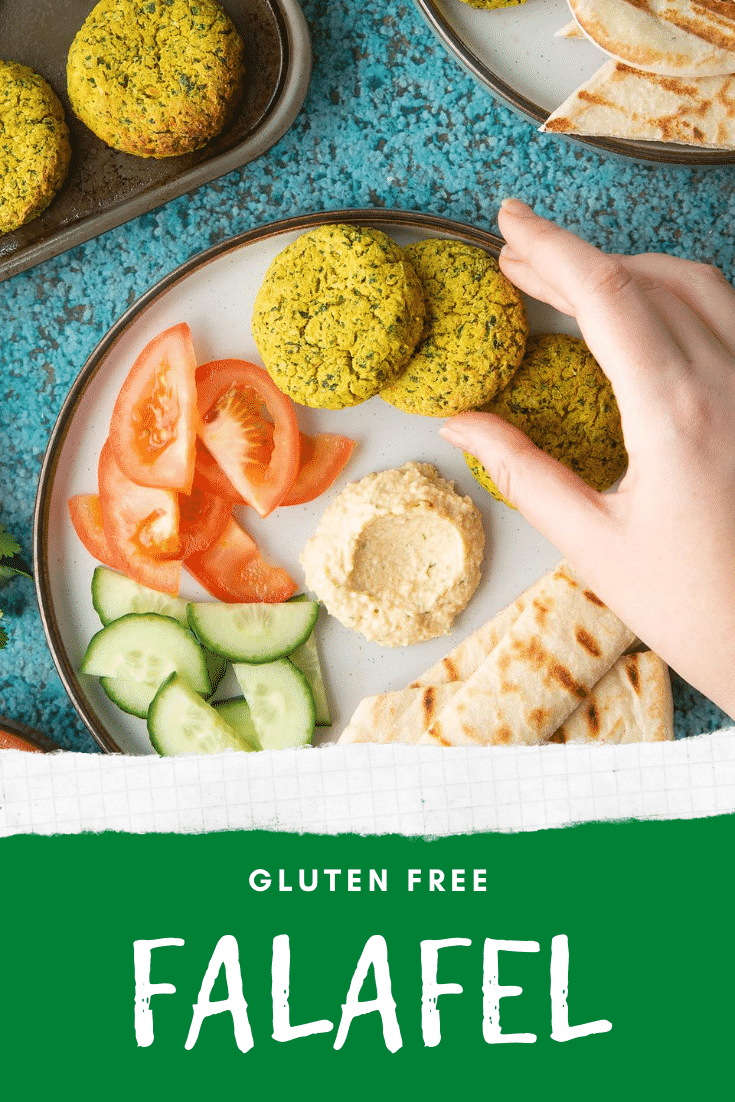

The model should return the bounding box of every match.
[616,253,735,356]
[441,412,613,562]
[497,200,701,403]
[499,246,575,317]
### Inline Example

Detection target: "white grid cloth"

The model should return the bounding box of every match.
[2,729,735,836]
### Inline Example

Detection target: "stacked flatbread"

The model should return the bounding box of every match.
[338,561,674,747]
[543,0,735,149]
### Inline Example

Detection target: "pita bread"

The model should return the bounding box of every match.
[568,0,735,76]
[640,0,735,53]
[338,684,462,744]
[556,19,585,37]
[411,576,547,687]
[420,562,636,747]
[552,652,673,744]
[338,578,547,744]
[542,59,735,148]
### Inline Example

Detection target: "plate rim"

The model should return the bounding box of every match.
[412,0,735,167]
[33,207,506,755]
[0,0,314,284]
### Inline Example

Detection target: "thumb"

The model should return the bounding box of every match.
[441,411,612,558]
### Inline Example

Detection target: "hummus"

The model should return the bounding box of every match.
[300,462,485,647]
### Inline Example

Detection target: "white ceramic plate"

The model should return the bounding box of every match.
[35,209,575,755]
[413,0,735,166]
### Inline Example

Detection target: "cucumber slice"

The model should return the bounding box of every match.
[188,601,318,663]
[98,643,226,721]
[206,650,227,694]
[92,566,188,626]
[148,674,251,756]
[100,677,158,719]
[233,659,315,750]
[288,597,331,726]
[81,613,210,695]
[212,699,261,751]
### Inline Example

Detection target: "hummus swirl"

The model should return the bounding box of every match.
[300,462,485,647]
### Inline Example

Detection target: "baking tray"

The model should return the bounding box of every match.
[0,0,312,283]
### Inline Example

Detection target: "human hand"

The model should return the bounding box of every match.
[440,199,735,720]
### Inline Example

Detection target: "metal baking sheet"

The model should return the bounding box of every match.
[0,0,312,282]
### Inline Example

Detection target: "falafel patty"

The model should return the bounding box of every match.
[252,223,426,409]
[466,333,627,507]
[66,0,245,158]
[380,238,528,417]
[0,61,71,235]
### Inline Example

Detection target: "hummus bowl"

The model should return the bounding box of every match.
[35,209,574,755]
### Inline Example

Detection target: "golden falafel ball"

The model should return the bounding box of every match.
[380,239,528,417]
[0,61,71,235]
[252,223,427,409]
[66,0,245,158]
[466,333,628,508]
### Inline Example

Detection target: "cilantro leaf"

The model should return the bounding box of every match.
[0,524,31,586]
[0,525,20,559]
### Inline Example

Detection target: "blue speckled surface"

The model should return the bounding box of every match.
[1,0,733,751]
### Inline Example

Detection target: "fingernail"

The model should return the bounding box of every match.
[439,424,468,448]
[500,197,533,217]
[500,243,520,262]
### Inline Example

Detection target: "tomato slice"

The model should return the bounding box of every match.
[185,515,296,602]
[282,432,356,506]
[192,440,246,504]
[98,440,182,595]
[178,484,232,559]
[196,359,299,518]
[109,322,198,493]
[68,494,122,571]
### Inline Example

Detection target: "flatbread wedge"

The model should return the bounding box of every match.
[411,575,547,687]
[638,0,735,53]
[542,60,735,148]
[338,684,462,744]
[568,0,735,76]
[420,562,636,747]
[552,651,674,744]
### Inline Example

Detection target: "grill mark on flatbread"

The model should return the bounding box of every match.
[442,657,459,682]
[422,686,439,726]
[625,655,642,693]
[548,729,566,744]
[530,707,551,731]
[583,588,605,607]
[532,595,552,628]
[496,725,513,745]
[548,659,589,699]
[576,626,603,657]
[586,700,601,736]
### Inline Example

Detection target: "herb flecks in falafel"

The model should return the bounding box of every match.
[466,333,628,507]
[0,61,71,235]
[252,223,426,410]
[66,0,245,158]
[380,238,528,417]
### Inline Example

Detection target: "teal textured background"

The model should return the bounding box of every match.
[0,0,733,749]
